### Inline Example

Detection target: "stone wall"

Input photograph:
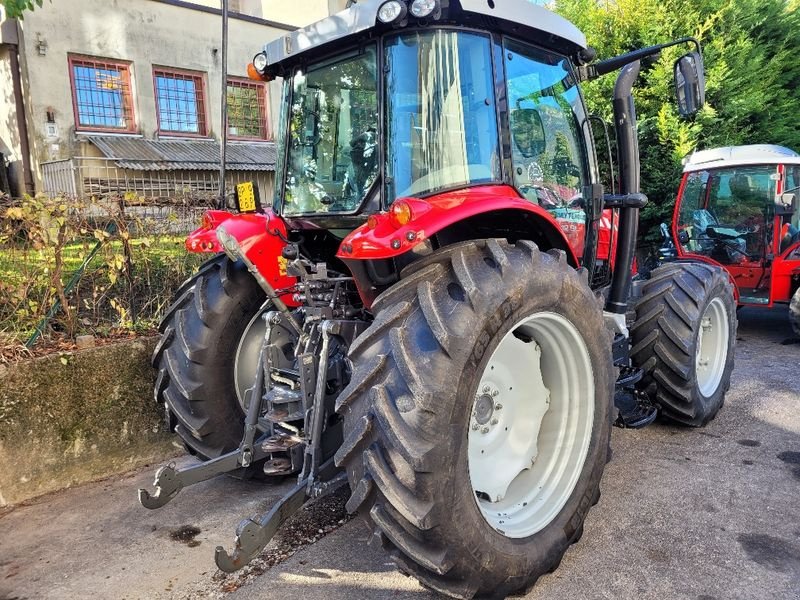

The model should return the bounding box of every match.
[0,337,179,506]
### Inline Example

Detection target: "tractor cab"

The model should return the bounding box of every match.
[673,144,800,308]
[246,0,705,306]
[259,2,594,242]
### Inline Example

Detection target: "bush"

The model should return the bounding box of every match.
[0,193,205,350]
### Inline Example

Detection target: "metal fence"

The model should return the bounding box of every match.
[41,156,274,232]
[41,159,79,197]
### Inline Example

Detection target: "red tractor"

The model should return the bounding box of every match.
[140,1,737,596]
[664,144,800,336]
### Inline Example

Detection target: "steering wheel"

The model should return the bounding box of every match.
[705,226,745,241]
[705,227,753,260]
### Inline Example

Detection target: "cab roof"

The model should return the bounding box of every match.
[683,144,800,172]
[262,0,587,74]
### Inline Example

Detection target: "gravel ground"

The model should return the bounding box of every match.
[1,305,798,600]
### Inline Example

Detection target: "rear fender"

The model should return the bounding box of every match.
[337,185,580,308]
[188,209,298,305]
[337,185,579,263]
[185,210,235,253]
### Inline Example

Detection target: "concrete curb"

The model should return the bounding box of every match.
[0,337,178,506]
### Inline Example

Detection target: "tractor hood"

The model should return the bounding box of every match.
[260,0,587,76]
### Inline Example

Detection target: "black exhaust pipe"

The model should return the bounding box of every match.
[606,60,644,315]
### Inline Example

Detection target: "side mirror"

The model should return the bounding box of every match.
[510,108,546,158]
[677,229,690,245]
[674,51,706,117]
[778,192,798,215]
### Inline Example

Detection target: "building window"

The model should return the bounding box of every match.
[153,68,208,136]
[69,56,135,132]
[227,78,269,140]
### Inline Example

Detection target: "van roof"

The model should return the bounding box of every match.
[683,145,800,172]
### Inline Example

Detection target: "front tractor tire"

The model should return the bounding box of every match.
[631,262,736,427]
[790,286,800,338]
[153,254,267,459]
[335,240,614,599]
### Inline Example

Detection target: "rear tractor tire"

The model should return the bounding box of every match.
[631,262,736,427]
[153,254,268,459]
[335,240,614,599]
[790,286,800,338]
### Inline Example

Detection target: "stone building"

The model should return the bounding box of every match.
[0,0,347,201]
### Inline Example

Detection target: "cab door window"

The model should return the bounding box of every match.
[785,166,800,230]
[503,39,589,234]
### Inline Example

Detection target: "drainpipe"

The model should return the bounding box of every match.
[218,0,229,208]
[6,33,35,195]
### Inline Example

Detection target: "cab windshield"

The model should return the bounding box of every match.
[278,31,502,216]
[677,165,777,263]
[282,46,379,215]
[384,30,500,199]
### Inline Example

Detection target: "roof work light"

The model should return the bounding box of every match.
[378,0,407,23]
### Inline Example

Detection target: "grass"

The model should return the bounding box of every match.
[0,234,205,348]
[0,235,189,280]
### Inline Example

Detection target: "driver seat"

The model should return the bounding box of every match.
[781,222,800,253]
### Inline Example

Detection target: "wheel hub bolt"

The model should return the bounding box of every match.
[482,385,491,393]
[490,418,498,425]
[472,423,480,431]
[491,389,499,397]
[495,403,503,410]
[481,426,489,434]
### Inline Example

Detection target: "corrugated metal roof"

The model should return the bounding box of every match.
[86,136,277,171]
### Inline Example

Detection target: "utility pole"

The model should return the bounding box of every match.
[218,0,229,208]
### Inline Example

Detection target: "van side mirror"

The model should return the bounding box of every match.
[674,51,706,117]
[778,192,798,215]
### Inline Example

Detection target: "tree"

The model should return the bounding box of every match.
[1,0,46,18]
[554,0,800,250]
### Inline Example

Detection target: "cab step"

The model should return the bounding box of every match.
[614,389,658,429]
[261,432,303,453]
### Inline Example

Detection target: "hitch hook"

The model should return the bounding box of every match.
[214,479,308,572]
[138,463,182,509]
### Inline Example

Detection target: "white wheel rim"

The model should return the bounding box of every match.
[234,306,269,411]
[695,297,729,398]
[467,312,595,539]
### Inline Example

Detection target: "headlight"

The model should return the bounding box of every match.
[378,0,406,23]
[410,0,438,18]
[252,52,268,73]
[216,226,242,261]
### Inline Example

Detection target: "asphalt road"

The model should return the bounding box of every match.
[1,306,799,600]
